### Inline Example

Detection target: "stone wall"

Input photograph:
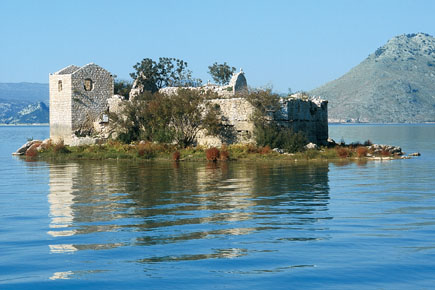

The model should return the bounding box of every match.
[196,98,254,146]
[196,96,328,146]
[71,64,114,136]
[49,63,114,144]
[276,98,328,145]
[49,74,73,143]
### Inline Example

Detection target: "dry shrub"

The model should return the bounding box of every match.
[172,151,181,161]
[381,149,391,157]
[206,147,220,161]
[53,141,70,154]
[220,150,229,161]
[336,147,350,158]
[259,145,271,154]
[356,146,368,158]
[137,142,155,158]
[246,143,258,153]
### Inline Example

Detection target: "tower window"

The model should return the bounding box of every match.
[84,79,93,91]
[58,80,62,92]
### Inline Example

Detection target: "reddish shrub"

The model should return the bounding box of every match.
[246,144,258,153]
[206,147,220,161]
[220,150,229,161]
[381,149,391,157]
[336,147,350,158]
[356,146,368,158]
[172,151,181,161]
[259,145,272,154]
[137,142,155,158]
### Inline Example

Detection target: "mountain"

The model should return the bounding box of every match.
[311,33,435,123]
[0,99,49,124]
[0,82,49,124]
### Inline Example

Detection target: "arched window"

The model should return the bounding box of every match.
[58,80,62,92]
[84,78,93,91]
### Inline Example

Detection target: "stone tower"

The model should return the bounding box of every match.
[49,63,114,144]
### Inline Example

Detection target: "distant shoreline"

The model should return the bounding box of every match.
[0,123,49,126]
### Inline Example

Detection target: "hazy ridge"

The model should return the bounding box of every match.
[0,83,49,124]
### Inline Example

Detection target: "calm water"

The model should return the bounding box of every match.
[1,125,435,289]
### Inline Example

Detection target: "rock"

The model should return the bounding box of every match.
[401,156,412,159]
[68,136,97,147]
[305,142,318,150]
[12,140,42,155]
[37,138,52,151]
[272,148,284,154]
[408,152,421,156]
[26,141,42,156]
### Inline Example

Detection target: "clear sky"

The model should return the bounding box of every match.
[1,0,434,93]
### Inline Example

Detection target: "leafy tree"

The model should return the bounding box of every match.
[110,89,222,147]
[130,57,201,93]
[208,62,236,85]
[244,88,307,152]
[114,79,132,99]
[169,89,222,147]
[109,91,173,143]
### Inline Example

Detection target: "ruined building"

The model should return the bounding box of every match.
[49,63,114,144]
[49,64,328,146]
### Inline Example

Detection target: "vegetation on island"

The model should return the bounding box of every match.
[34,138,402,162]
[109,89,222,147]
[22,57,405,162]
[207,62,236,85]
[130,57,202,93]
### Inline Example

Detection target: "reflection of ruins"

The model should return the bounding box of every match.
[46,160,330,262]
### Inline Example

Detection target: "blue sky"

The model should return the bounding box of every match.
[1,0,434,92]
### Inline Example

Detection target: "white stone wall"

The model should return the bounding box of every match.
[49,64,114,144]
[49,74,73,143]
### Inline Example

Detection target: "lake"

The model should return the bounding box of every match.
[1,124,435,289]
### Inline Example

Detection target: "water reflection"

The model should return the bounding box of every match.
[46,160,330,265]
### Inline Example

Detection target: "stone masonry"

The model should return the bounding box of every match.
[49,63,328,147]
[49,63,114,144]
[153,71,328,146]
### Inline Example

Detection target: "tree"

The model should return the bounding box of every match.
[169,89,222,147]
[114,79,132,99]
[110,89,222,147]
[109,91,173,143]
[130,57,201,93]
[208,62,236,85]
[244,88,307,152]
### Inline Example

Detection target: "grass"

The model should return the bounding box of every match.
[34,141,396,162]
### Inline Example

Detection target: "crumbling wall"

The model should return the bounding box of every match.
[196,98,254,146]
[276,98,328,145]
[196,97,328,146]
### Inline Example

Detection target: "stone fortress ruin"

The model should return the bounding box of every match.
[49,63,113,144]
[49,63,328,146]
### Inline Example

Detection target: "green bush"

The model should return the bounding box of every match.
[254,123,307,153]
